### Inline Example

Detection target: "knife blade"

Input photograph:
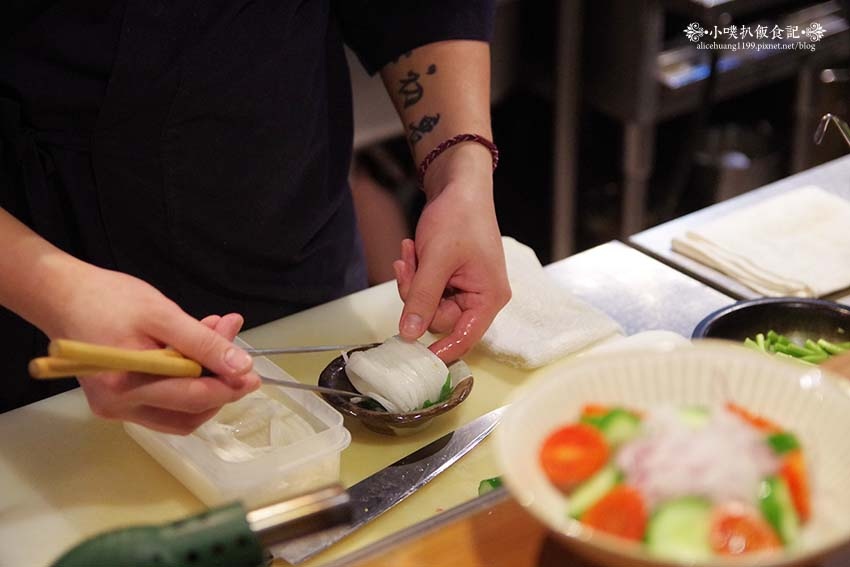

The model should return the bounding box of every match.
[271,405,507,564]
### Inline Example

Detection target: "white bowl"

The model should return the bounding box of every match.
[495,341,850,567]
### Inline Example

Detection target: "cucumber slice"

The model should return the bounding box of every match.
[597,409,641,446]
[646,497,713,562]
[478,476,502,496]
[760,476,800,545]
[580,414,607,429]
[766,432,800,455]
[568,465,621,519]
[679,406,711,429]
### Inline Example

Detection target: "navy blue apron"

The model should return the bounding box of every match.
[0,0,367,411]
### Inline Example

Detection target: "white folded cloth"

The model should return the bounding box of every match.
[479,237,622,368]
[672,186,850,297]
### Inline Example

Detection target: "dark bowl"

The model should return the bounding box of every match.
[318,345,474,436]
[692,298,850,345]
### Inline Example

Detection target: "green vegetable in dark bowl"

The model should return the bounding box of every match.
[692,299,850,353]
[744,330,850,365]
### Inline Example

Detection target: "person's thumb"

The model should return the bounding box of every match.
[161,310,254,384]
[398,259,451,341]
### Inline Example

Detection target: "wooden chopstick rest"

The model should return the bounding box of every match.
[46,339,202,377]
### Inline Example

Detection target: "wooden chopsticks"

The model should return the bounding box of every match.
[29,339,202,379]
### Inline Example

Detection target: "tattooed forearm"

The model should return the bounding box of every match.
[398,64,437,108]
[408,113,441,145]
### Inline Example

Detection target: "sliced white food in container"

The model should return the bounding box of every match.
[222,394,277,447]
[194,422,260,463]
[344,335,450,413]
[269,406,317,447]
[194,390,316,462]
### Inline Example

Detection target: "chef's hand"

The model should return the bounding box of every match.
[44,266,260,434]
[394,143,510,362]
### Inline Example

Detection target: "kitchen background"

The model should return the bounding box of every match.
[347,0,850,285]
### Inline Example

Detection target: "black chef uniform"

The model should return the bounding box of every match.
[0,0,495,412]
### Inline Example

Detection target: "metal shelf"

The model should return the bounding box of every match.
[662,0,804,20]
[580,0,850,236]
[656,32,850,119]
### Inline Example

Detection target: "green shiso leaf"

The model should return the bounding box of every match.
[422,374,453,409]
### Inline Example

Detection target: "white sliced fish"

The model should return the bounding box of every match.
[345,336,448,413]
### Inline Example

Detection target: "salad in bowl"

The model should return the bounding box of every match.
[496,342,850,567]
[541,402,806,561]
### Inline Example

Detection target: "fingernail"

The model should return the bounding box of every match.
[402,314,423,336]
[224,347,252,373]
[241,374,260,390]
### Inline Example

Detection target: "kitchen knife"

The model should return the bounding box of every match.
[50,485,352,567]
[272,405,507,564]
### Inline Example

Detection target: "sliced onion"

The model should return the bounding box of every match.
[345,336,449,413]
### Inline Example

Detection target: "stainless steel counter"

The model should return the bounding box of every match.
[629,155,850,304]
[545,240,733,336]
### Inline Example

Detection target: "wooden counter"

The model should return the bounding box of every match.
[336,488,850,567]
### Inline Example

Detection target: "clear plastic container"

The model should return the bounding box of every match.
[125,341,351,508]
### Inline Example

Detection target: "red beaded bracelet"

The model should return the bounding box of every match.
[417,133,499,187]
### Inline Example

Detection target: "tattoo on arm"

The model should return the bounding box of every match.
[398,64,437,108]
[408,113,441,145]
